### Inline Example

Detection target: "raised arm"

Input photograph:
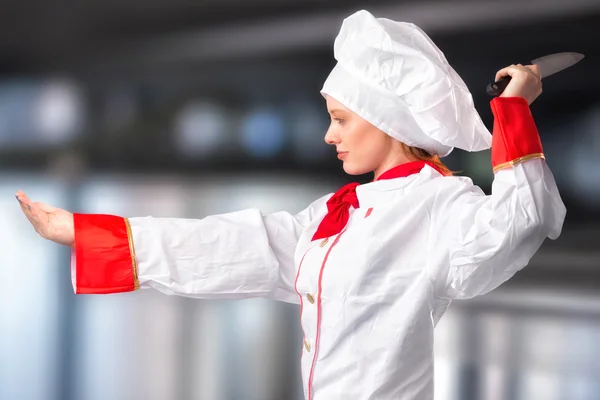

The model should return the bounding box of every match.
[433,83,566,300]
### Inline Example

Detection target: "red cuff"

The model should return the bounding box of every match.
[73,214,139,294]
[490,97,545,172]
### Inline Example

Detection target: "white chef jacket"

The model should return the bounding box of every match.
[124,157,565,400]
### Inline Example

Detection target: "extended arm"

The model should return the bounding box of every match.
[71,195,329,303]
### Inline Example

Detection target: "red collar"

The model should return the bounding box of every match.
[375,160,447,181]
[311,160,445,241]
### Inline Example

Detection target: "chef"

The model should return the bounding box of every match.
[16,9,565,400]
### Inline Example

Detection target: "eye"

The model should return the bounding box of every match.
[333,118,344,124]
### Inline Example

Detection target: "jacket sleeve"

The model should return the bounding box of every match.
[435,97,566,300]
[70,194,330,303]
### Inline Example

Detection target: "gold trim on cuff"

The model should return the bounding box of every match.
[124,218,140,290]
[493,153,545,173]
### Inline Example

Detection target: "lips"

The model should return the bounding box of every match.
[337,151,348,160]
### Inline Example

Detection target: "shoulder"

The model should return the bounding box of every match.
[417,171,488,216]
[420,166,484,198]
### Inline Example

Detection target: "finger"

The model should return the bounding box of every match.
[16,192,32,214]
[20,199,37,223]
[495,64,516,81]
[28,203,51,236]
[15,191,27,205]
[17,192,57,214]
[524,64,541,80]
[20,203,40,232]
[17,196,46,233]
[15,191,36,211]
[495,64,531,81]
[16,193,55,236]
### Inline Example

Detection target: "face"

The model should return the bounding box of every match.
[324,95,408,178]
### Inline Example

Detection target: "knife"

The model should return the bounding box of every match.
[486,52,585,96]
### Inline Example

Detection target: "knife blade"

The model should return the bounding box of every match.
[486,52,585,97]
[532,52,585,79]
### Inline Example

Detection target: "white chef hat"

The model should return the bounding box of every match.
[321,10,492,157]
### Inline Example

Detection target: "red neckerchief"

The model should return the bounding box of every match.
[311,160,446,241]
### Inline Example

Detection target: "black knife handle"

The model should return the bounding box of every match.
[486,76,511,97]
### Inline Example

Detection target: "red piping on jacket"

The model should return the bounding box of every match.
[294,247,312,364]
[307,229,348,400]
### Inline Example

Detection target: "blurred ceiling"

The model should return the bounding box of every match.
[1,0,599,76]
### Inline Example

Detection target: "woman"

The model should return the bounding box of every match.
[16,10,565,400]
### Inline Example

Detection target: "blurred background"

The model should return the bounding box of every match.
[1,0,599,399]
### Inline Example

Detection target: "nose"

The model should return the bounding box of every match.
[324,125,340,145]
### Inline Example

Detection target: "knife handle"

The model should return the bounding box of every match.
[486,76,511,96]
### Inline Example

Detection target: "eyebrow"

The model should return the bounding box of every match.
[328,108,347,114]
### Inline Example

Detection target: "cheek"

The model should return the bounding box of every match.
[352,127,385,155]
[342,124,388,170]
[344,122,372,151]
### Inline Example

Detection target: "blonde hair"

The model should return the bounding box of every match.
[401,144,453,176]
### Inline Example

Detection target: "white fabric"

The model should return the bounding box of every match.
[321,10,492,156]
[128,159,565,400]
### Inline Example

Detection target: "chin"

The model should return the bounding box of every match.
[342,162,371,176]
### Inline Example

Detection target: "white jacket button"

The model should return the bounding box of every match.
[306,293,315,304]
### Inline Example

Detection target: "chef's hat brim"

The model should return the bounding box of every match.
[321,63,455,157]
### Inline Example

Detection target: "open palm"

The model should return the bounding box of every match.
[15,191,74,247]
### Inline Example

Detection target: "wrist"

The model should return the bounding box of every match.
[490,97,543,171]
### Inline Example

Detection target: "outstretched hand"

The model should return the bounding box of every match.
[15,191,75,247]
[496,64,543,105]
